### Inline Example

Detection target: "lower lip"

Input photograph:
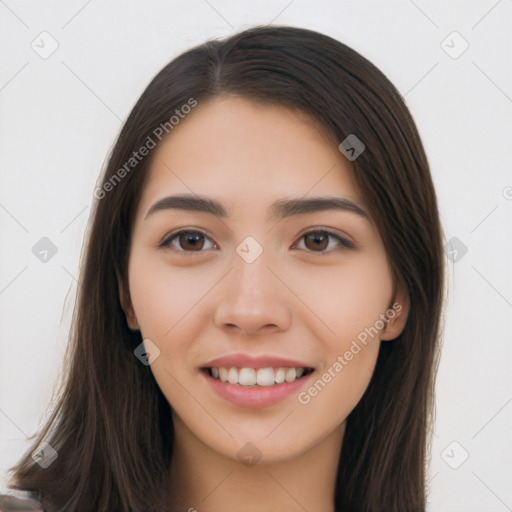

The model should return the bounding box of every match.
[202,370,314,408]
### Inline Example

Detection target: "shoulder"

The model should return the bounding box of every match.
[0,492,44,512]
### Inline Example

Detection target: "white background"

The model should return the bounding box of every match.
[1,1,511,510]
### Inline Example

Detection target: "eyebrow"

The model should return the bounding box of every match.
[144,194,370,222]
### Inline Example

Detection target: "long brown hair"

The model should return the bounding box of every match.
[8,25,444,511]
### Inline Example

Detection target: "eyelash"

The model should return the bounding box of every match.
[158,229,355,255]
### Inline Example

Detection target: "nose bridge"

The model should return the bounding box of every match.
[232,233,273,294]
[214,237,291,334]
[231,242,275,308]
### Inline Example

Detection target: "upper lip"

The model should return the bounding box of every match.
[203,353,314,370]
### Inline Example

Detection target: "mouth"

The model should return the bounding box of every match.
[200,354,316,408]
[203,366,314,387]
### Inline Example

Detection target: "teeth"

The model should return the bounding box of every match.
[209,366,309,386]
[256,367,274,386]
[238,368,256,386]
[285,367,296,382]
[228,367,238,384]
[218,367,229,382]
[274,367,285,384]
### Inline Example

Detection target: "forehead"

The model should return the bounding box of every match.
[138,96,364,215]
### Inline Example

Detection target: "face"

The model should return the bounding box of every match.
[120,96,408,464]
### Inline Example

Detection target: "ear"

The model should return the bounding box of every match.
[118,279,139,331]
[380,282,410,341]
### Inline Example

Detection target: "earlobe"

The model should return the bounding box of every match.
[380,284,410,341]
[118,280,139,331]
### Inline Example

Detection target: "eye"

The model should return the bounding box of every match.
[159,230,217,254]
[159,228,355,255]
[293,230,355,253]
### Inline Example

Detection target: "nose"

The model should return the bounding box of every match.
[213,249,292,336]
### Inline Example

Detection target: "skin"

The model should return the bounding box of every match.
[120,96,409,512]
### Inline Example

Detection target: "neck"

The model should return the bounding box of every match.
[167,418,345,512]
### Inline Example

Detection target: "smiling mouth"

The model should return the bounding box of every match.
[203,366,314,387]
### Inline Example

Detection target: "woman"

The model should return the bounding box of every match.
[4,25,444,511]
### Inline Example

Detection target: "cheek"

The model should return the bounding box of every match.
[128,251,213,340]
[292,265,387,427]
[128,255,212,400]
[288,253,391,411]
[288,251,394,338]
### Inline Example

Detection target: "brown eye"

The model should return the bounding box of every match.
[159,230,217,254]
[295,230,355,253]
[178,232,205,251]
[304,232,329,251]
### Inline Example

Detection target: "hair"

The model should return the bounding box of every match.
[8,24,444,511]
